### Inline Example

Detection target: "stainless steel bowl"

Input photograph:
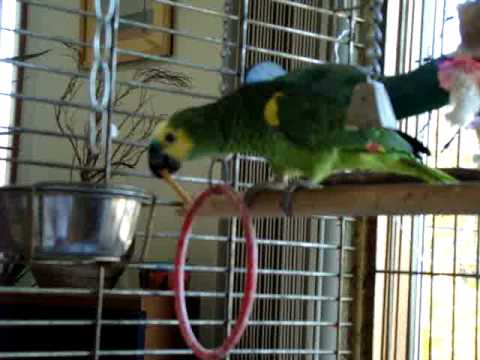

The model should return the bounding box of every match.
[32,182,149,261]
[0,182,151,288]
[0,186,33,259]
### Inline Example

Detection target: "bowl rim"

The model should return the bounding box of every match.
[0,182,151,200]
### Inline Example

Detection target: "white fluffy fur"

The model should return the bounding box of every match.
[445,70,480,127]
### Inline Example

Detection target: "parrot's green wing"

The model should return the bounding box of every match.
[257,64,419,157]
[277,64,368,103]
[251,64,454,185]
[272,60,448,120]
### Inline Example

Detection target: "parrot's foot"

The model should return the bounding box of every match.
[280,180,321,217]
[244,180,322,216]
[243,181,288,210]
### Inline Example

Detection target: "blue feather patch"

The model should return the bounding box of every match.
[245,61,287,84]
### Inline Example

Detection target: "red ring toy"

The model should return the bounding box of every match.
[174,185,258,360]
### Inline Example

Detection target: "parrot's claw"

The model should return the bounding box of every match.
[244,180,321,217]
[243,182,288,210]
[280,180,320,217]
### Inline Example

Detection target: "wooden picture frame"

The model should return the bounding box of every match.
[80,0,173,66]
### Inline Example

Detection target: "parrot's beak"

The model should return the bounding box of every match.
[148,142,181,178]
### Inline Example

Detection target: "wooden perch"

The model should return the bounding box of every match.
[194,169,480,218]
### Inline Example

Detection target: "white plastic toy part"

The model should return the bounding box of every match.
[346,78,398,129]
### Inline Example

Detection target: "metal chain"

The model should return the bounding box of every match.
[88,0,117,154]
[366,0,384,76]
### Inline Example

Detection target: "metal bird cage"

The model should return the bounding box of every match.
[0,0,477,359]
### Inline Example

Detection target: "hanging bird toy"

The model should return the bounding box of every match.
[437,1,480,165]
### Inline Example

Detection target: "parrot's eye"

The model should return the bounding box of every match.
[165,133,176,144]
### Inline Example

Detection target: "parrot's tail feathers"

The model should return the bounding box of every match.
[399,158,458,184]
[394,130,431,158]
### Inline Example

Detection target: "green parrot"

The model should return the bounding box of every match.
[148,59,457,212]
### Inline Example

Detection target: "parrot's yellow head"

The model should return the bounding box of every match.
[148,107,211,177]
[148,110,195,178]
[149,102,229,178]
